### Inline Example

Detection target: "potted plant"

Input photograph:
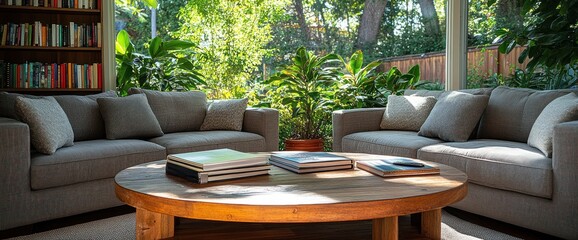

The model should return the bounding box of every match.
[265,47,341,151]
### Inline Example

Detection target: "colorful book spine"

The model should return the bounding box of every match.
[0,60,101,89]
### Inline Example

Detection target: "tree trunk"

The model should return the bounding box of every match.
[293,0,311,44]
[419,0,440,38]
[496,0,523,31]
[355,0,388,50]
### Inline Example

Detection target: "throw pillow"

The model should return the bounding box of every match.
[15,96,74,154]
[128,88,207,133]
[97,94,164,140]
[418,91,489,142]
[0,92,41,119]
[54,91,117,141]
[528,93,578,157]
[380,95,437,131]
[200,98,248,131]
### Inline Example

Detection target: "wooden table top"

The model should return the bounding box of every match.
[115,152,467,223]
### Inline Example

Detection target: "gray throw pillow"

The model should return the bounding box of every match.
[54,91,117,141]
[15,96,74,154]
[528,93,578,157]
[380,95,437,131]
[200,98,248,131]
[97,94,164,140]
[418,91,489,142]
[0,92,41,119]
[128,88,207,133]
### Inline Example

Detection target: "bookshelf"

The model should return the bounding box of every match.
[0,1,106,95]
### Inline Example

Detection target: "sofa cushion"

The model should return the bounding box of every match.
[0,92,41,119]
[419,91,489,142]
[15,96,74,154]
[128,88,207,133]
[149,131,266,154]
[30,139,166,190]
[418,139,552,198]
[528,93,578,157]
[380,95,437,131]
[478,86,573,142]
[54,91,117,141]
[200,98,248,131]
[341,131,444,158]
[97,94,164,140]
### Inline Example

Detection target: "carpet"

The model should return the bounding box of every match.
[9,211,521,240]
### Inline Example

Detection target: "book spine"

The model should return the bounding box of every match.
[166,163,207,184]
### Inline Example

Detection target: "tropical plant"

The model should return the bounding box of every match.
[115,30,205,96]
[265,46,341,140]
[376,65,424,96]
[336,50,383,109]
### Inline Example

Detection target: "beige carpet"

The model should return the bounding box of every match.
[9,210,521,240]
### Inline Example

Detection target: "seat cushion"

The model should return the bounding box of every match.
[418,139,552,198]
[30,139,166,190]
[341,131,444,158]
[149,131,266,154]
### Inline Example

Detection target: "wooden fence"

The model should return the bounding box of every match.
[380,45,528,83]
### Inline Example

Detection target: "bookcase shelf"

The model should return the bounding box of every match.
[0,1,104,95]
[0,46,101,51]
[0,5,100,14]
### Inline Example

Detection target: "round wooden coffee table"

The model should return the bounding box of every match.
[115,153,467,240]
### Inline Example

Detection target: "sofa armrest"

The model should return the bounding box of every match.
[332,108,385,152]
[0,118,31,203]
[552,121,578,200]
[242,108,279,151]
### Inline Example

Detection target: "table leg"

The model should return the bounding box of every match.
[372,216,398,240]
[136,208,175,240]
[421,208,442,240]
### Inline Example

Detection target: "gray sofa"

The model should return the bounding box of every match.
[0,89,279,231]
[332,86,578,239]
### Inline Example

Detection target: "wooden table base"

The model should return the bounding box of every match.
[136,208,175,240]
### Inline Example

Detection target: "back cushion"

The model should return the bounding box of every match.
[54,91,117,141]
[477,87,572,142]
[0,92,41,119]
[128,88,207,133]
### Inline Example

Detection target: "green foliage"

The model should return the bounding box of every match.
[496,0,578,71]
[336,50,384,108]
[175,0,287,99]
[376,65,424,96]
[115,30,205,96]
[265,46,341,140]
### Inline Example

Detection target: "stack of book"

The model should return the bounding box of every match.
[165,148,270,184]
[356,158,439,177]
[269,152,353,173]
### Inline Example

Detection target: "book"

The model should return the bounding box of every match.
[270,160,353,173]
[356,158,440,177]
[166,161,269,184]
[167,148,268,171]
[167,160,271,175]
[269,152,351,168]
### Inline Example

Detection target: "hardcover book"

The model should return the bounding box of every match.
[356,158,439,177]
[166,162,270,184]
[269,152,352,168]
[167,148,268,171]
[270,160,353,174]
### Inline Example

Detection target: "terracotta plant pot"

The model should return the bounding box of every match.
[284,139,324,152]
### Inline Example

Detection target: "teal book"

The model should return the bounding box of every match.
[269,152,352,168]
[356,158,439,177]
[167,148,268,171]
